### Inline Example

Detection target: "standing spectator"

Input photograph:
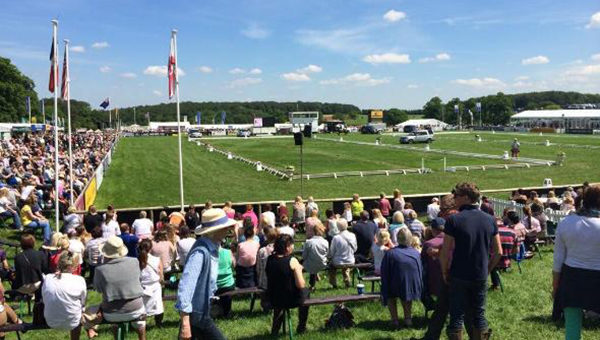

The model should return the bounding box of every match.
[151,230,175,273]
[325,209,339,242]
[406,211,425,240]
[292,196,306,230]
[277,202,288,222]
[381,227,423,328]
[266,234,310,335]
[223,201,236,219]
[352,211,378,263]
[546,191,559,205]
[372,208,389,229]
[372,229,392,275]
[185,205,200,229]
[276,215,295,239]
[42,251,87,340]
[378,192,392,220]
[236,226,260,288]
[138,239,164,327]
[328,219,357,288]
[561,196,576,212]
[552,185,600,340]
[392,188,406,213]
[351,194,364,220]
[83,205,103,233]
[216,243,236,318]
[402,203,417,221]
[176,226,196,267]
[120,223,140,258]
[302,223,329,290]
[14,234,48,295]
[0,187,21,229]
[155,211,169,231]
[342,202,353,223]
[427,198,441,222]
[20,195,51,244]
[261,204,276,228]
[101,213,120,239]
[490,221,518,291]
[306,196,319,218]
[132,211,154,240]
[480,196,495,217]
[176,208,237,340]
[168,210,185,228]
[241,204,258,229]
[511,138,520,158]
[389,211,407,246]
[439,194,458,219]
[85,226,105,283]
[441,182,501,340]
[68,229,85,268]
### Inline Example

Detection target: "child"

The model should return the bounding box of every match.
[372,229,392,275]
[410,236,422,253]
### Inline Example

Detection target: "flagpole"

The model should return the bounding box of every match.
[172,29,184,211]
[41,99,46,125]
[64,39,74,206]
[52,19,60,232]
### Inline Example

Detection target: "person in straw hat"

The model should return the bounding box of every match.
[176,208,236,340]
[83,235,146,339]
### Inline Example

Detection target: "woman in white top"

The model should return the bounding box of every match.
[302,222,329,290]
[42,251,87,340]
[176,226,196,267]
[372,229,392,275]
[328,218,357,288]
[101,213,120,239]
[132,211,154,239]
[372,208,389,229]
[138,239,164,327]
[67,228,85,266]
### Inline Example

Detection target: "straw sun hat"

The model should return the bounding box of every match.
[194,208,237,236]
[99,235,128,259]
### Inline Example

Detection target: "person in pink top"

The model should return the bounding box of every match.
[223,201,236,220]
[241,204,258,229]
[151,230,175,273]
[236,226,260,288]
[304,209,320,239]
[378,192,392,220]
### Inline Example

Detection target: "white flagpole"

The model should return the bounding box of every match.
[172,29,184,211]
[64,39,74,206]
[52,19,60,232]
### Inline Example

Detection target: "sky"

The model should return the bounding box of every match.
[1,0,599,110]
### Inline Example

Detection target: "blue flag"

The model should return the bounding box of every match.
[196,112,201,124]
[220,111,226,124]
[100,97,110,109]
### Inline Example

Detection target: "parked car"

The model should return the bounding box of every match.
[237,130,251,137]
[399,130,434,144]
[361,124,385,134]
[189,131,203,138]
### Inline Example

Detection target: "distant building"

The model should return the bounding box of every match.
[289,111,319,132]
[510,109,600,130]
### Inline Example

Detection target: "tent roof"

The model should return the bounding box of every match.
[395,119,448,127]
[512,109,600,119]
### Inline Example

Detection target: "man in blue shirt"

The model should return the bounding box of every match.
[441,182,501,340]
[176,208,236,340]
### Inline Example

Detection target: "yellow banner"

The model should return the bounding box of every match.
[84,177,97,210]
[370,110,383,119]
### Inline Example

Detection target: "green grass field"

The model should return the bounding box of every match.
[95,131,600,209]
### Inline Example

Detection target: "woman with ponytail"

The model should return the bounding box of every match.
[138,239,164,327]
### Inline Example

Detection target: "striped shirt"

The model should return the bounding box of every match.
[498,226,517,269]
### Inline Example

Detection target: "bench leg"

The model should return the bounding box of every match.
[286,309,294,340]
[250,293,256,313]
[116,323,128,340]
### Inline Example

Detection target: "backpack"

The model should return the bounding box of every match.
[325,304,354,329]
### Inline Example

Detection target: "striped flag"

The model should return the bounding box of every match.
[61,43,69,100]
[168,35,176,98]
[49,37,57,93]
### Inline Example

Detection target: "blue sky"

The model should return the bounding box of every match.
[1,0,599,109]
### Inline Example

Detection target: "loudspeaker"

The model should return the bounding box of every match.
[294,132,303,145]
[303,124,312,138]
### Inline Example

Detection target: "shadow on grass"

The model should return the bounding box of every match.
[522,314,561,328]
[355,315,428,331]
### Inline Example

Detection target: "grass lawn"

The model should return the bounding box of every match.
[2,227,598,340]
[95,132,600,208]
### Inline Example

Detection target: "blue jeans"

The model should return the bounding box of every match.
[26,220,52,244]
[448,277,488,333]
[0,211,21,229]
[190,317,225,340]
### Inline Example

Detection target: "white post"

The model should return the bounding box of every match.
[173,29,185,212]
[421,157,424,172]
[52,19,60,232]
[443,157,446,171]
[64,39,74,206]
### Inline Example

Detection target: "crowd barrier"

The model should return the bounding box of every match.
[489,197,570,224]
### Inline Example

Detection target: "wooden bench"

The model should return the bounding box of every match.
[163,286,265,312]
[0,318,139,340]
[327,262,374,286]
[357,275,381,293]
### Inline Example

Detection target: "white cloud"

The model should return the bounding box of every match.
[70,45,85,53]
[419,52,451,63]
[241,23,270,39]
[229,77,262,88]
[120,72,137,79]
[407,84,419,89]
[514,75,529,81]
[320,73,391,86]
[383,10,407,23]
[452,77,506,87]
[198,66,213,73]
[297,64,322,74]
[281,72,311,82]
[296,27,371,54]
[143,65,186,77]
[565,64,600,76]
[585,12,600,29]
[363,53,411,64]
[152,90,162,96]
[249,68,262,75]
[91,41,109,49]
[591,54,600,62]
[99,66,111,73]
[229,68,246,74]
[522,55,550,65]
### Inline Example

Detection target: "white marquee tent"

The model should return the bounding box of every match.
[395,119,448,131]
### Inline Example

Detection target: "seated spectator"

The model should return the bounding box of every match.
[381,227,423,328]
[14,234,48,295]
[277,215,295,239]
[68,228,85,268]
[101,213,120,239]
[42,251,86,340]
[427,198,441,221]
[120,223,140,258]
[216,243,236,318]
[277,202,288,222]
[155,211,168,231]
[261,204,276,228]
[546,191,559,205]
[372,229,392,275]
[86,226,106,284]
[352,210,378,263]
[83,205,103,233]
[257,227,278,291]
[342,202,353,223]
[138,239,164,327]
[168,210,185,228]
[49,233,79,274]
[63,206,82,234]
[522,206,541,250]
[402,202,416,221]
[151,230,175,273]
[0,187,22,230]
[411,236,422,253]
[305,209,320,239]
[266,234,310,334]
[20,195,51,244]
[236,226,260,288]
[223,201,236,219]
[389,211,407,246]
[406,211,425,240]
[176,226,196,267]
[132,211,153,239]
[84,236,146,339]
[184,205,200,229]
[325,209,339,242]
[328,219,357,288]
[302,222,329,290]
[306,196,319,218]
[373,208,389,229]
[505,210,527,245]
[0,280,20,338]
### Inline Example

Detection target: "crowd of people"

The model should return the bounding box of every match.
[0,178,597,340]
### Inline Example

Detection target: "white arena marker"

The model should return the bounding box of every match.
[465,167,469,172]
[385,171,389,176]
[425,144,430,151]
[375,140,379,145]
[545,140,550,146]
[340,137,344,142]
[492,130,495,134]
[502,151,509,160]
[333,173,337,179]
[306,175,310,180]
[208,146,214,152]
[504,164,508,170]
[227,152,233,160]
[525,163,530,168]
[360,172,363,177]
[402,170,406,175]
[482,166,486,171]
[256,162,263,172]
[539,132,543,136]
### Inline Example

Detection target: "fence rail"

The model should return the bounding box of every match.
[489,197,570,224]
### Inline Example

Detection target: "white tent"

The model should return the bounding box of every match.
[511,109,600,129]
[395,119,448,131]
